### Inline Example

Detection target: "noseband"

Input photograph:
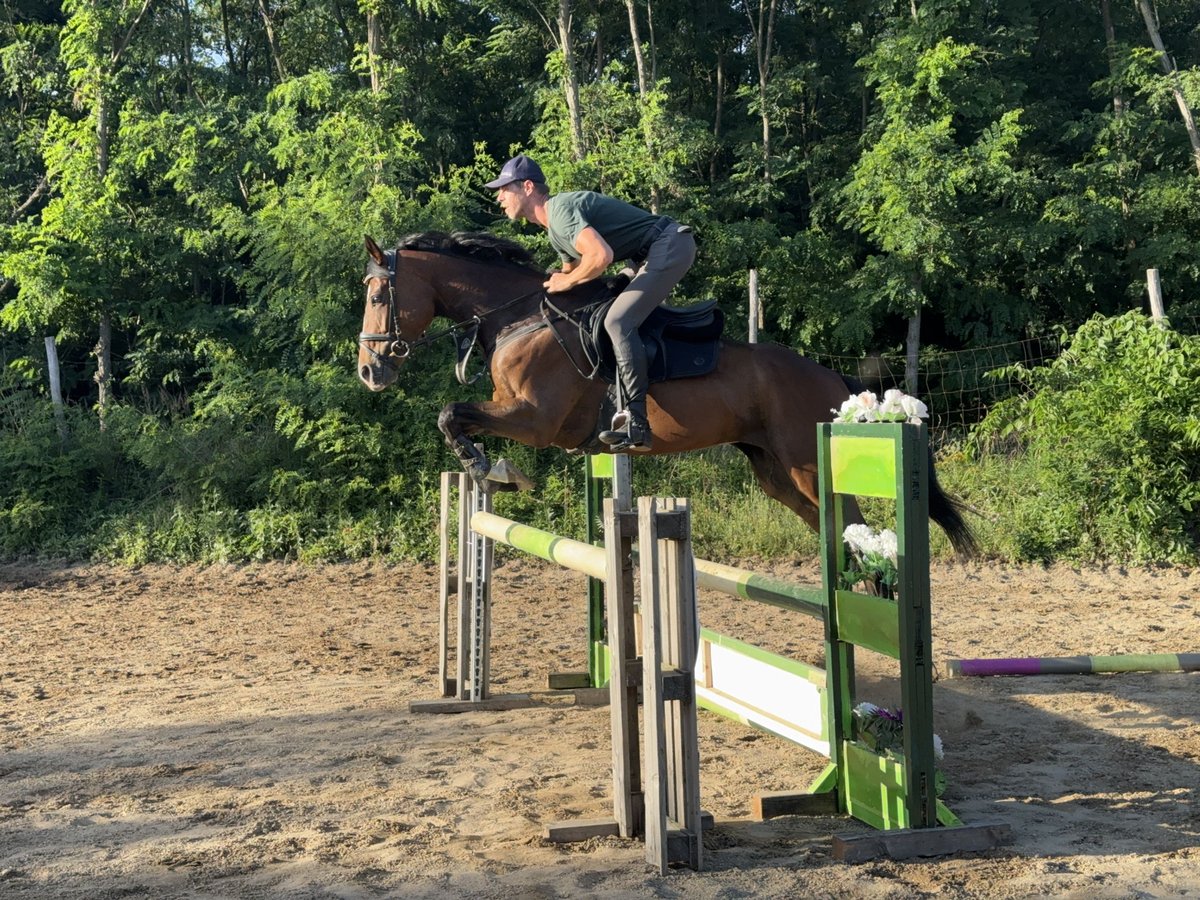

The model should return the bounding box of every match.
[359,250,410,369]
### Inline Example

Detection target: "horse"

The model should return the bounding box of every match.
[357,231,976,554]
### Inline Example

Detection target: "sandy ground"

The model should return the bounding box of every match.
[2,554,1199,899]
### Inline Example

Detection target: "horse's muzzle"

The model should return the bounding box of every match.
[359,361,399,391]
[357,333,408,391]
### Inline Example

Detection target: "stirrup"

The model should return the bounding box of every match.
[599,411,651,451]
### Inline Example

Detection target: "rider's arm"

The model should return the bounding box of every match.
[545,227,613,292]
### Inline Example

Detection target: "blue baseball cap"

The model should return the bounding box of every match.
[485,154,546,189]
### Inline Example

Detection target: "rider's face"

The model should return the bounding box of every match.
[496,182,529,221]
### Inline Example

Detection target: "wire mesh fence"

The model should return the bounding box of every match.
[805,310,1197,448]
[807,332,1065,448]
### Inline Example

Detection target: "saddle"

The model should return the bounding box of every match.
[574,294,725,386]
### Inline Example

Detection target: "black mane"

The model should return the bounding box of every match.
[398,231,542,273]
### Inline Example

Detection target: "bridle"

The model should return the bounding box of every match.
[358,250,413,371]
[358,247,551,373]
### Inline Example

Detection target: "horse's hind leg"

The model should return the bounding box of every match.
[735,442,865,536]
[734,442,821,532]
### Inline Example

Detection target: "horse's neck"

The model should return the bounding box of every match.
[434,272,547,345]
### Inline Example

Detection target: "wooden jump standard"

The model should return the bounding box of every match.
[416,473,704,873]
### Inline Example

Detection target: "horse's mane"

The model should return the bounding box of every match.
[398,231,543,274]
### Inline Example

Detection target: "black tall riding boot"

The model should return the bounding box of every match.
[599,340,652,450]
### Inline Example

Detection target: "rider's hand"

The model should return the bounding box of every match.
[543,271,573,293]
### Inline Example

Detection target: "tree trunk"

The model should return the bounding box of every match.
[45,336,69,446]
[646,0,656,84]
[711,51,724,183]
[1100,0,1125,118]
[96,87,112,429]
[557,0,585,161]
[1100,0,1133,231]
[331,0,360,86]
[625,0,648,96]
[219,0,237,73]
[94,313,112,429]
[257,0,288,82]
[367,11,383,94]
[744,0,778,183]
[1135,0,1200,176]
[625,0,659,211]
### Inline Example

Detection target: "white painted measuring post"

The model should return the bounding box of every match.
[425,471,608,712]
[436,469,493,701]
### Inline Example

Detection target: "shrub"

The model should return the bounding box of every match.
[967,311,1200,562]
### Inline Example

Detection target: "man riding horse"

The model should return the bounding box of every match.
[486,154,696,451]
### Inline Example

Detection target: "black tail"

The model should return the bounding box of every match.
[836,374,977,557]
[927,449,978,557]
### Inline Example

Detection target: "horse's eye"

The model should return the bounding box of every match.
[370,293,386,307]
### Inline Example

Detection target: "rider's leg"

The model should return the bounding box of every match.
[599,226,696,449]
[599,323,652,447]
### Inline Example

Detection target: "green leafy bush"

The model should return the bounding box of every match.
[967,312,1200,563]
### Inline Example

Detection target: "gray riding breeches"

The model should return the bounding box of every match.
[603,224,697,358]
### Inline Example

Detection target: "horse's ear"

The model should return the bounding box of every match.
[364,235,386,266]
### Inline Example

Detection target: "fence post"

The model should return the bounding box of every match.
[1146,268,1166,327]
[44,336,68,446]
[748,269,760,343]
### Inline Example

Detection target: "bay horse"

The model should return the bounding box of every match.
[357,231,975,554]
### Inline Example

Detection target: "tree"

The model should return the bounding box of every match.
[1134,0,1200,176]
[842,29,1027,391]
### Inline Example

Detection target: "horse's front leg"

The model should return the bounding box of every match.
[438,401,494,486]
[438,399,552,491]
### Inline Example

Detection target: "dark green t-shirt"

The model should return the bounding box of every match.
[546,191,658,262]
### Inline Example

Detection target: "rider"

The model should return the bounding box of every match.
[486,154,696,451]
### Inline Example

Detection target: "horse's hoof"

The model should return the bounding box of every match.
[486,458,535,492]
[466,461,490,489]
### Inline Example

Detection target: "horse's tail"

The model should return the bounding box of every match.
[837,374,978,558]
[926,453,978,557]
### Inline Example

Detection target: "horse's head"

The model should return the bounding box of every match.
[358,235,437,391]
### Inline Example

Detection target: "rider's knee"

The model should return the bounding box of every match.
[603,315,634,345]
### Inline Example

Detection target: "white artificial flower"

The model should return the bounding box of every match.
[855,391,879,421]
[843,523,875,554]
[932,733,945,760]
[877,528,899,565]
[899,394,929,422]
[832,398,859,422]
[876,389,905,422]
[833,389,927,424]
[854,702,881,717]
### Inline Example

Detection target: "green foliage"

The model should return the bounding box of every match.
[2,0,1200,564]
[966,312,1200,562]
